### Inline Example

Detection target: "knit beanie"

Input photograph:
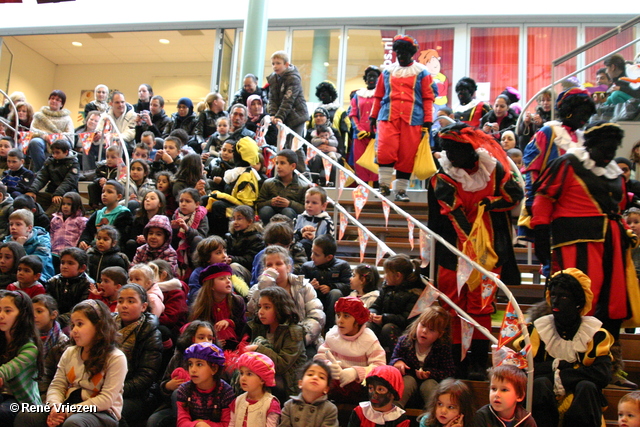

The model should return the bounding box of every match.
[237,352,276,387]
[334,296,370,326]
[366,365,404,400]
[184,342,226,366]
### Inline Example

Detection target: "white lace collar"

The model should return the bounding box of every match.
[359,402,405,423]
[386,61,426,78]
[534,314,602,362]
[355,88,375,98]
[439,148,497,191]
[567,146,623,179]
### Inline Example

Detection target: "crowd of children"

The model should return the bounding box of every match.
[3,57,640,427]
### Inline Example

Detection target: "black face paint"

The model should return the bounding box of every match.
[366,72,379,90]
[368,380,393,409]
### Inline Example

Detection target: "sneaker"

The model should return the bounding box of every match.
[395,192,410,202]
[609,373,638,389]
[379,184,391,197]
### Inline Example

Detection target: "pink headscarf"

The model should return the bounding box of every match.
[247,94,263,121]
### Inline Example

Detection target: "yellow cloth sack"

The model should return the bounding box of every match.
[413,132,437,180]
[356,138,379,174]
[462,204,499,290]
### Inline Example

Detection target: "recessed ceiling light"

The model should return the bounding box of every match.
[159,39,170,44]
[72,42,82,47]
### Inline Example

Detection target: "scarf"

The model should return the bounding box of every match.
[42,321,65,355]
[117,315,145,365]
[173,206,207,278]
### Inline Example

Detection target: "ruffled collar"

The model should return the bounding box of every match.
[355,88,375,98]
[359,402,405,423]
[534,314,602,362]
[547,121,583,152]
[439,148,497,191]
[386,61,426,78]
[567,146,623,179]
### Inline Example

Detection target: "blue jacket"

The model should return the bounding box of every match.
[4,226,54,281]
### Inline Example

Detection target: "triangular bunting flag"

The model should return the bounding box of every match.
[352,185,369,219]
[456,256,472,296]
[358,228,369,263]
[409,282,438,318]
[493,344,529,369]
[78,132,96,155]
[419,230,431,268]
[103,118,112,134]
[103,132,112,149]
[48,133,63,144]
[382,201,390,228]
[460,317,474,361]
[277,126,287,151]
[375,244,387,266]
[338,213,348,241]
[337,170,346,200]
[498,301,522,348]
[322,157,332,185]
[407,219,415,250]
[118,161,127,181]
[480,274,499,311]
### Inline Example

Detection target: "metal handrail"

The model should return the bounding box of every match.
[268,122,532,406]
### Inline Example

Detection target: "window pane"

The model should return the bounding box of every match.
[470,27,519,102]
[343,28,398,106]
[233,30,287,97]
[585,26,636,86]
[291,29,341,104]
[408,28,455,117]
[526,27,577,105]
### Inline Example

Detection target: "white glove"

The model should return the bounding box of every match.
[339,368,359,387]
[325,350,343,379]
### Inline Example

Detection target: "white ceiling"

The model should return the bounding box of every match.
[11,29,217,65]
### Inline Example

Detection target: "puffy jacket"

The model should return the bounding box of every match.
[5,226,55,282]
[247,273,325,346]
[28,152,79,196]
[163,112,197,138]
[46,272,93,326]
[300,257,352,296]
[195,110,228,142]
[135,109,171,140]
[93,161,119,184]
[116,312,163,399]
[369,282,424,330]
[50,211,88,255]
[156,278,188,333]
[244,320,306,397]
[267,64,308,128]
[226,223,265,271]
[133,215,178,276]
[86,245,130,282]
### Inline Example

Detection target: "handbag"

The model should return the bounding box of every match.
[413,132,437,180]
[355,137,379,174]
